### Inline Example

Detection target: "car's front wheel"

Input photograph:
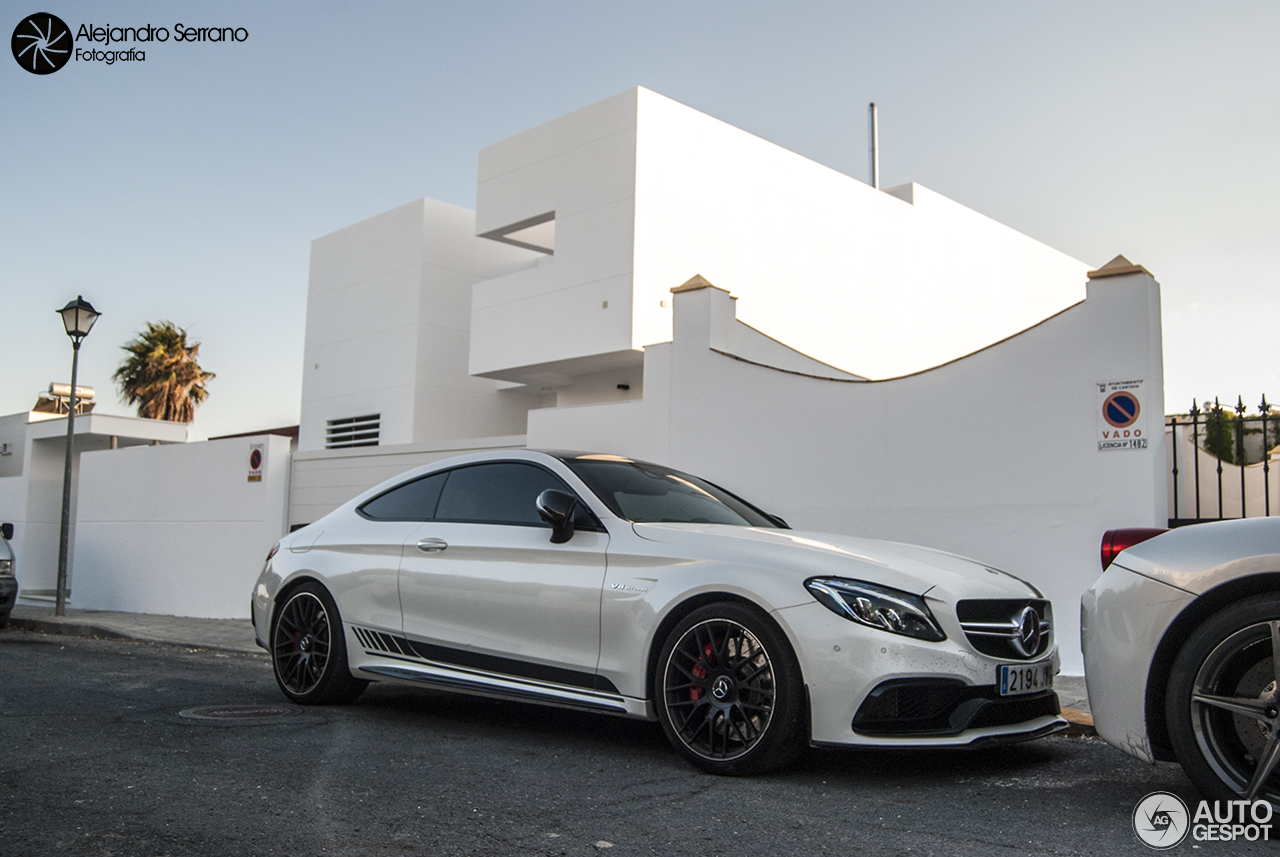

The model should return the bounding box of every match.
[655,602,805,775]
[271,582,367,705]
[1166,594,1280,803]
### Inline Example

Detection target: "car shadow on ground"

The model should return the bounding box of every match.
[344,680,1198,798]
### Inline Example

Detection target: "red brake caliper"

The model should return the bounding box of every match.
[689,642,716,701]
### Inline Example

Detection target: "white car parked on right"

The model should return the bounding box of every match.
[1082,517,1280,804]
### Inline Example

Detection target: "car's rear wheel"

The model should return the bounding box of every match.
[655,602,805,775]
[271,582,367,705]
[1166,594,1280,804]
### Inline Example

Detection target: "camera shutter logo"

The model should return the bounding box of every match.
[12,13,72,74]
[1133,792,1189,849]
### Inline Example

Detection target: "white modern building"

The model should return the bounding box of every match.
[289,88,1165,673]
[299,87,1091,455]
[5,87,1167,673]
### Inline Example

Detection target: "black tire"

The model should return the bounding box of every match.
[654,602,806,775]
[1166,594,1280,804]
[271,582,367,705]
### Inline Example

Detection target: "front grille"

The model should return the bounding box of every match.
[852,678,1059,737]
[956,599,1052,660]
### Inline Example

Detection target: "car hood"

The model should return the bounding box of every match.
[630,523,1039,603]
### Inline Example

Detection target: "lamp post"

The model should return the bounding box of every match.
[55,296,100,617]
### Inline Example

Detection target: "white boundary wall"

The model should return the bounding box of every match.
[70,435,292,618]
[529,272,1166,673]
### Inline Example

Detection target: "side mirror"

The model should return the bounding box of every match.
[0,523,12,541]
[536,490,578,544]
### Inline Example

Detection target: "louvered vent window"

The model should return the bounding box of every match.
[326,414,380,449]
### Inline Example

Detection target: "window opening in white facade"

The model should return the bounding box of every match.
[325,414,380,449]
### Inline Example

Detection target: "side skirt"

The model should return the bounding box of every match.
[347,624,647,718]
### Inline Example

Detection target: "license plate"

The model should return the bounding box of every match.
[998,660,1053,696]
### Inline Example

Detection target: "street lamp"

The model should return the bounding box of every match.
[55,296,100,617]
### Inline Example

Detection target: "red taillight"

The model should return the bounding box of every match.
[1100,527,1169,570]
[265,542,280,563]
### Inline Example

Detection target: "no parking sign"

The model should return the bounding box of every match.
[1097,379,1147,451]
[248,443,264,482]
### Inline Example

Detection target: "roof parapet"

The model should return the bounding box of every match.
[1088,255,1152,279]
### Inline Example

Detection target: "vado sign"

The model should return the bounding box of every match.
[248,443,264,483]
[1098,379,1147,452]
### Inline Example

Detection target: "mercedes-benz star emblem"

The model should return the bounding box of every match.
[711,676,730,701]
[1013,606,1042,657]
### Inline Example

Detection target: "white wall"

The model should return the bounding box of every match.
[70,434,291,618]
[300,198,545,452]
[529,273,1167,674]
[466,87,1090,387]
[470,88,641,383]
[5,413,187,602]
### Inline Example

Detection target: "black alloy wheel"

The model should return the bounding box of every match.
[1167,595,1280,804]
[271,582,367,705]
[656,602,805,775]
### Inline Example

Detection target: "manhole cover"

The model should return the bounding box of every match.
[178,705,303,721]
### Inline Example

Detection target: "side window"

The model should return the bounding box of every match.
[359,472,447,521]
[434,462,586,527]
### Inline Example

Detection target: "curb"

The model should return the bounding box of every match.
[5,615,263,656]
[7,615,134,642]
[1059,706,1096,737]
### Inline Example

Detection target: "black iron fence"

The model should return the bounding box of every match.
[1167,396,1278,527]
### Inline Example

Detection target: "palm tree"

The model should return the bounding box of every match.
[113,321,215,422]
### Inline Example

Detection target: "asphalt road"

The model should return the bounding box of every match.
[0,631,1265,856]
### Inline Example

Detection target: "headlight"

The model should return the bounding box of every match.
[0,559,12,577]
[805,578,946,642]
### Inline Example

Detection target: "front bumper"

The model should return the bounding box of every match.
[1081,564,1195,763]
[774,600,1065,747]
[0,577,18,621]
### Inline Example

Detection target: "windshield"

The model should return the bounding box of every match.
[564,457,779,527]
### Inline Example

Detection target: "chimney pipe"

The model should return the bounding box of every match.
[868,102,879,189]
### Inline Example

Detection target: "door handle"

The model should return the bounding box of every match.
[416,538,448,553]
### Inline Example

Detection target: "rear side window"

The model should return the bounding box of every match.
[359,472,447,521]
[435,462,580,527]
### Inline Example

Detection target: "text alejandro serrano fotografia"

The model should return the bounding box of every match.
[69,22,248,65]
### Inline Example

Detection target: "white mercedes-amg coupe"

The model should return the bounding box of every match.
[253,450,1064,774]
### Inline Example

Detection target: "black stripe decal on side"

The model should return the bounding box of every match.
[403,638,622,694]
[359,665,627,714]
[351,625,620,695]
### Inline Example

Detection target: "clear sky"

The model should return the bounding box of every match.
[3,1,1277,439]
